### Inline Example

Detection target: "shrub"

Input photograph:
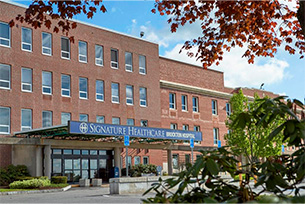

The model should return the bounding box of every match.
[51,176,67,184]
[0,165,30,186]
[9,178,51,189]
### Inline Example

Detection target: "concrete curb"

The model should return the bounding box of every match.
[0,185,71,196]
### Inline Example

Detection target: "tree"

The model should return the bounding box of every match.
[225,90,284,162]
[9,0,305,68]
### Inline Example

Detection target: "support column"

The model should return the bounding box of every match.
[44,145,51,179]
[167,149,173,175]
[35,146,43,177]
[114,147,121,177]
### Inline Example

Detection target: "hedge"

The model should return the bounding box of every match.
[9,178,51,189]
[0,165,30,186]
[51,176,67,184]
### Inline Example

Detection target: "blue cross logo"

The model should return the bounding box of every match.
[79,122,88,134]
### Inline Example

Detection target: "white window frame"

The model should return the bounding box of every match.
[42,71,52,95]
[0,21,10,48]
[61,112,71,125]
[96,115,105,123]
[96,80,104,102]
[21,27,32,52]
[169,93,176,109]
[226,103,231,116]
[21,68,32,92]
[212,100,218,115]
[112,117,120,125]
[126,85,134,105]
[78,41,87,63]
[127,118,134,126]
[42,32,52,56]
[139,55,146,75]
[170,123,177,130]
[213,128,219,145]
[79,114,88,122]
[194,126,201,144]
[61,37,70,60]
[134,156,140,166]
[21,109,32,131]
[95,45,103,66]
[0,106,10,134]
[125,52,133,72]
[139,87,147,107]
[0,63,10,90]
[181,95,188,111]
[111,48,118,69]
[193,97,199,112]
[61,74,70,97]
[79,77,88,99]
[42,110,52,128]
[111,82,119,103]
[140,120,148,127]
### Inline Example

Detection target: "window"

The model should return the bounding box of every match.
[78,41,87,63]
[111,82,119,103]
[0,63,10,89]
[170,123,177,130]
[127,118,134,126]
[61,112,71,125]
[79,77,88,99]
[42,111,52,127]
[111,49,118,69]
[79,114,88,122]
[0,107,10,134]
[42,32,52,55]
[42,71,52,94]
[181,95,187,111]
[182,124,189,131]
[21,109,32,131]
[126,85,133,105]
[61,74,70,97]
[194,126,201,144]
[96,80,104,101]
[139,87,147,107]
[112,117,120,125]
[169,93,176,109]
[226,103,231,116]
[173,154,179,169]
[139,55,146,74]
[212,100,218,115]
[134,156,140,165]
[213,128,219,145]
[143,156,149,165]
[21,27,32,51]
[185,154,190,164]
[125,52,132,72]
[61,37,70,59]
[141,120,148,127]
[192,97,199,112]
[96,115,105,123]
[0,21,10,47]
[95,45,103,66]
[21,68,32,92]
[127,156,132,168]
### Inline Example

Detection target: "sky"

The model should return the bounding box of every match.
[14,0,305,102]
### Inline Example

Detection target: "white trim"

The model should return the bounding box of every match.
[42,32,52,56]
[0,106,10,134]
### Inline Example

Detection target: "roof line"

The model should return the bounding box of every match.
[14,124,67,136]
[1,0,158,45]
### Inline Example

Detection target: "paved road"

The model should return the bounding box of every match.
[0,187,152,203]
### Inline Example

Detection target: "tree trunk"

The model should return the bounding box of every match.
[297,1,305,37]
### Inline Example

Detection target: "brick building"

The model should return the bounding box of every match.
[0,1,285,182]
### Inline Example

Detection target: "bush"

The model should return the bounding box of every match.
[16,176,49,181]
[51,176,67,184]
[9,178,51,189]
[0,165,30,186]
[121,164,157,177]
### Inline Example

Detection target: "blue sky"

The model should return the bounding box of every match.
[15,0,305,102]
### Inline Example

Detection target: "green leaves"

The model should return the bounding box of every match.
[206,159,220,175]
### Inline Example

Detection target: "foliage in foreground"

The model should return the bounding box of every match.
[0,165,30,186]
[9,178,51,189]
[142,97,305,203]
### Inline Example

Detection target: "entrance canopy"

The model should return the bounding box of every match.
[14,121,202,142]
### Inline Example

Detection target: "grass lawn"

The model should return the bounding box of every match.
[0,184,69,192]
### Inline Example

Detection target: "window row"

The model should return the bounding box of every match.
[169,93,231,116]
[0,22,147,74]
[0,64,148,106]
[0,106,149,134]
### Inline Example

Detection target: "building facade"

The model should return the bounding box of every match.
[0,1,289,182]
